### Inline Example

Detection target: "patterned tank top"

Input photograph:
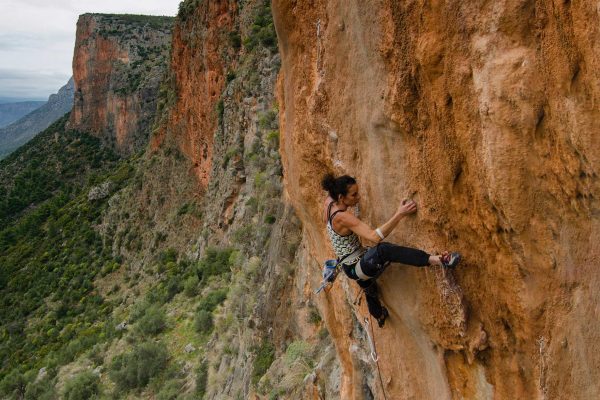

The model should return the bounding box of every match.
[326,201,364,265]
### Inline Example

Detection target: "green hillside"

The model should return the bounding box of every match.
[0,115,125,395]
[0,113,220,399]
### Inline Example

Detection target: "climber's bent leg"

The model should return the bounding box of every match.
[358,279,385,319]
[359,242,430,276]
[375,242,430,266]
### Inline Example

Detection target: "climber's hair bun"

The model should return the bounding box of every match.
[321,174,357,200]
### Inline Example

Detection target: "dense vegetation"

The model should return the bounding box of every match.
[177,0,201,20]
[0,115,119,226]
[0,116,125,385]
[0,121,238,397]
[243,0,277,52]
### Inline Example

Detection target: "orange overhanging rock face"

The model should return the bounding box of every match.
[272,0,600,398]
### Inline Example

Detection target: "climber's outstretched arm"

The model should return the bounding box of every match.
[337,199,417,242]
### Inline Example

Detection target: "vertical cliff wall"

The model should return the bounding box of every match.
[70,14,173,154]
[151,2,235,188]
[139,1,340,398]
[273,1,600,399]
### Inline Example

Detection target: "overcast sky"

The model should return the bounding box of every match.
[0,0,180,102]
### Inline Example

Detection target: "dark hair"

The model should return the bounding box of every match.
[321,174,357,200]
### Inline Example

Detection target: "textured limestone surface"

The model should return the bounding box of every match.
[273,1,600,399]
[151,1,235,188]
[70,14,173,154]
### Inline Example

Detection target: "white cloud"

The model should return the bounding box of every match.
[0,0,180,99]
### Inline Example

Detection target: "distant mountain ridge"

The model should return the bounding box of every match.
[0,101,45,128]
[0,78,74,159]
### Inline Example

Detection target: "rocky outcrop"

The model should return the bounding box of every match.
[0,79,73,159]
[273,1,600,399]
[69,14,173,154]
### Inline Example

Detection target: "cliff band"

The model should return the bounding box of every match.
[70,14,173,154]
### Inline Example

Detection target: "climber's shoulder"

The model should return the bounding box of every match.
[323,197,334,222]
[333,208,360,227]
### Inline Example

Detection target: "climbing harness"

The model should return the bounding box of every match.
[315,246,372,294]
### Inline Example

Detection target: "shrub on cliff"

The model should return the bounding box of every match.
[194,310,213,334]
[196,288,228,313]
[62,371,100,400]
[284,340,312,367]
[251,340,275,385]
[24,375,56,400]
[195,361,208,397]
[177,0,201,21]
[0,370,28,399]
[135,305,167,336]
[155,379,183,400]
[196,247,234,280]
[229,32,242,51]
[106,15,174,30]
[183,275,199,297]
[129,298,150,321]
[108,342,169,392]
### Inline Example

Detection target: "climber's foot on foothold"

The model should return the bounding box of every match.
[377,307,389,328]
[441,251,461,269]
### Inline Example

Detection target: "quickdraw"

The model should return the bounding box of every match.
[364,317,378,362]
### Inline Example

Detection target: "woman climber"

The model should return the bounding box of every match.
[321,174,461,328]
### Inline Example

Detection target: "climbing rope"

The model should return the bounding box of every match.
[352,287,363,306]
[316,19,324,77]
[366,314,389,400]
[332,264,391,398]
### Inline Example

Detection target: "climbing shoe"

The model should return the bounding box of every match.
[377,307,389,328]
[441,252,461,269]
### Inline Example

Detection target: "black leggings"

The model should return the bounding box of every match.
[357,242,430,319]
